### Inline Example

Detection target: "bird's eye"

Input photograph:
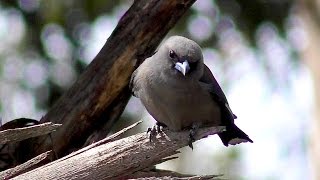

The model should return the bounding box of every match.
[169,50,176,59]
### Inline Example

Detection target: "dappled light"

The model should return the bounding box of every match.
[0,0,316,179]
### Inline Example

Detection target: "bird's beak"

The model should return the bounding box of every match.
[174,60,190,76]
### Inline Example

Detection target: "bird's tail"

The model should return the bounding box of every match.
[218,124,253,146]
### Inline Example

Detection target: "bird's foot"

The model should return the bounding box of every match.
[188,123,200,150]
[156,122,167,132]
[147,126,157,142]
[147,122,167,142]
[188,130,195,150]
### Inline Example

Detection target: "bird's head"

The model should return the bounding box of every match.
[157,36,204,80]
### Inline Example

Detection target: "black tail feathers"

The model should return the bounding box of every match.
[218,124,253,146]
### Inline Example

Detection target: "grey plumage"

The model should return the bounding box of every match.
[130,36,252,146]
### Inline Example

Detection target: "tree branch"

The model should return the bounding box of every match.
[0,151,54,179]
[13,125,225,179]
[129,169,223,180]
[0,123,61,144]
[26,0,196,159]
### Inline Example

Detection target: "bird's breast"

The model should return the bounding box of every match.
[142,78,221,131]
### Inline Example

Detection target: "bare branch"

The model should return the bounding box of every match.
[0,123,61,144]
[49,120,142,166]
[13,126,225,180]
[129,169,223,180]
[0,151,54,179]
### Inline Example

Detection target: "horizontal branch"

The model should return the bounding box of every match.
[13,125,225,179]
[0,123,61,144]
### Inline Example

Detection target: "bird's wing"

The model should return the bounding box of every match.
[199,65,237,122]
[129,68,139,97]
[130,55,155,98]
[199,64,229,103]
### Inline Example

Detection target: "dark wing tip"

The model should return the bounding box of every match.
[218,124,253,146]
[228,137,253,145]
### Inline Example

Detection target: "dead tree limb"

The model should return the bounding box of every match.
[13,126,225,180]
[0,151,54,179]
[25,0,197,159]
[52,120,142,165]
[129,169,223,180]
[0,123,61,144]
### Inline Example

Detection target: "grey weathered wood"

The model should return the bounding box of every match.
[129,169,223,180]
[0,123,61,144]
[0,151,54,179]
[26,0,197,159]
[13,126,225,180]
[51,120,142,165]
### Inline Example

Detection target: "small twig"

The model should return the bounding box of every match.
[0,123,61,144]
[0,151,54,179]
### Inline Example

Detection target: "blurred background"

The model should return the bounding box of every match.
[0,0,318,179]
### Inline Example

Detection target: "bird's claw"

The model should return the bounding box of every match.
[188,129,195,150]
[146,127,152,134]
[156,122,167,132]
[147,126,158,142]
[156,124,161,133]
[188,123,199,150]
[147,122,167,142]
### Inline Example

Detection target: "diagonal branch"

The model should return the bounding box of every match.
[25,0,197,159]
[0,151,54,179]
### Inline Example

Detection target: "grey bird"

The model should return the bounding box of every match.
[130,36,253,147]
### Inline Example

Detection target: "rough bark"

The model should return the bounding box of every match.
[0,151,54,179]
[0,123,61,144]
[12,125,225,180]
[22,0,197,160]
[128,169,223,180]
